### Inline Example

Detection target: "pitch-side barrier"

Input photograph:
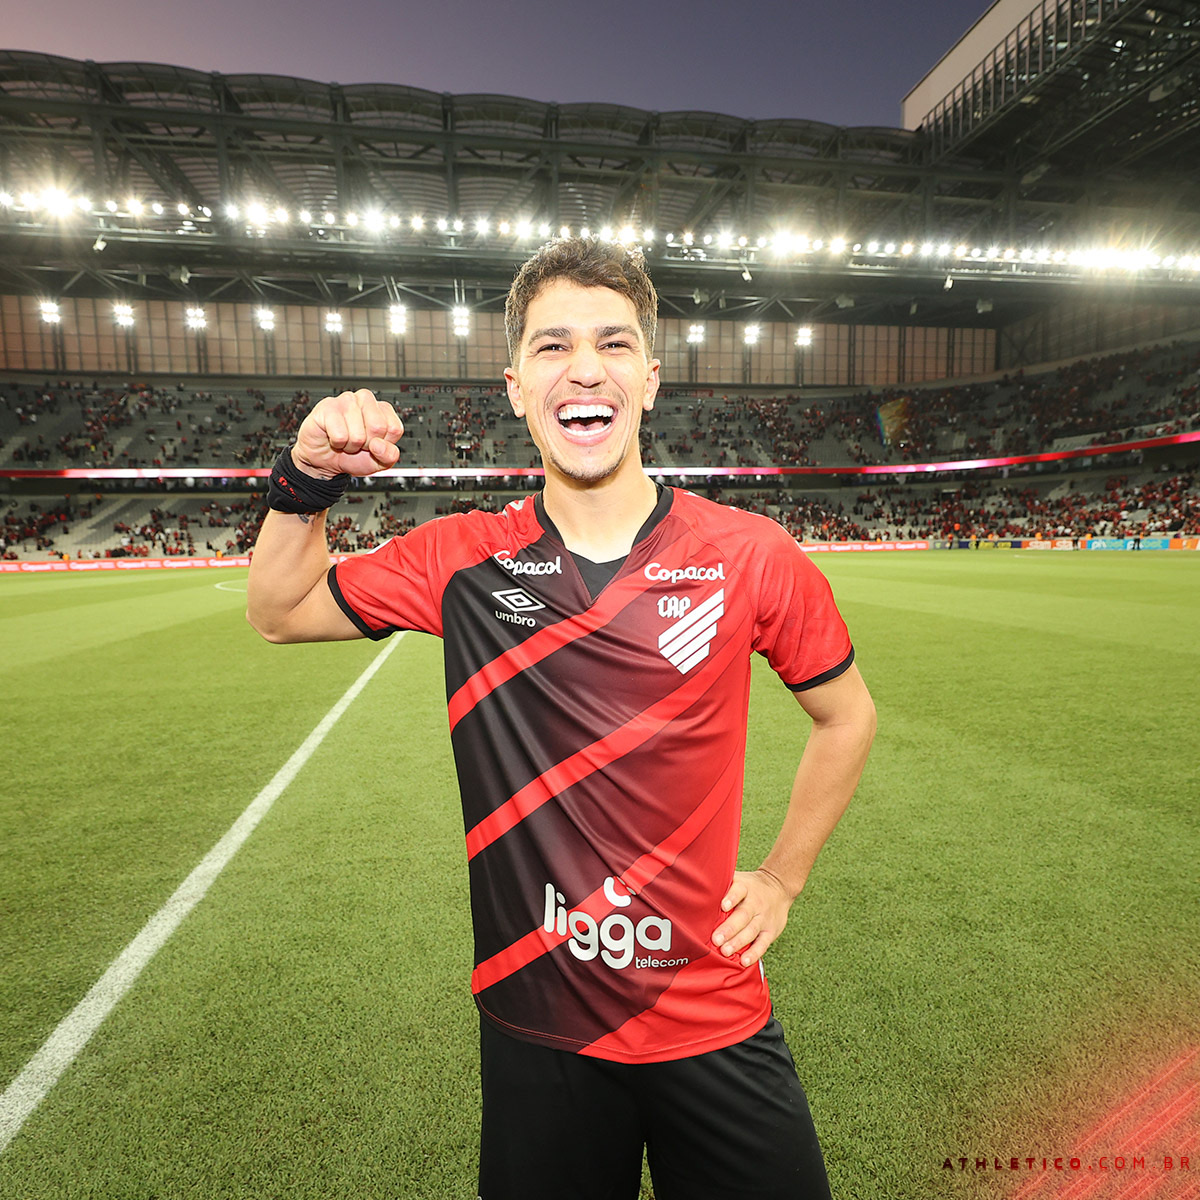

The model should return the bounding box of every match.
[4,539,1197,574]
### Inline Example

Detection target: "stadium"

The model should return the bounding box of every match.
[1,1,1198,1197]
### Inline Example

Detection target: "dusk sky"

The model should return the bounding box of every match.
[5,0,996,128]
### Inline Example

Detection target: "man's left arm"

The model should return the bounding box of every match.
[712,662,876,968]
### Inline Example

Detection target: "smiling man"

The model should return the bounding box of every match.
[247,236,876,1200]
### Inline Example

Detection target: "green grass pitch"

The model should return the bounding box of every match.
[0,550,1196,1199]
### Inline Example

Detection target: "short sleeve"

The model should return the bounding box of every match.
[328,518,449,640]
[749,524,854,691]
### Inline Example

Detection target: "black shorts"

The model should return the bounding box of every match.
[477,1014,832,1200]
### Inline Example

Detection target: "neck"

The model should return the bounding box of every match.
[541,466,659,562]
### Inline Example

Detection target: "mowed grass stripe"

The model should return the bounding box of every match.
[0,570,389,1081]
[0,630,477,1199]
[0,552,1195,1200]
[0,629,403,1154]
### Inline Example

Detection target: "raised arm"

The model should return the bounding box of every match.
[712,662,877,967]
[246,389,404,643]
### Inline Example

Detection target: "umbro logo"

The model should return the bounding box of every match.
[492,587,545,613]
[658,588,724,674]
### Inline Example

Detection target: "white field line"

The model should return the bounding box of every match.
[0,633,405,1155]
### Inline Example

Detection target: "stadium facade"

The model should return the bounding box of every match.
[2,1,1200,386]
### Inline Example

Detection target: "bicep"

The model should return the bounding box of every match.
[793,662,876,729]
[252,572,365,643]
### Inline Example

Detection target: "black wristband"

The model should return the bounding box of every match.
[267,447,350,514]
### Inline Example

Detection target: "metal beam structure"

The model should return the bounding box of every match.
[1,47,1199,335]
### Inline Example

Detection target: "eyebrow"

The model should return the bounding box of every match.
[526,323,641,345]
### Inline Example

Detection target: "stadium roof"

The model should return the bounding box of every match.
[1,46,1200,335]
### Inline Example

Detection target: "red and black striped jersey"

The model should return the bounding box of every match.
[329,487,853,1063]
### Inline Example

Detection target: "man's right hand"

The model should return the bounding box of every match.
[294,389,404,479]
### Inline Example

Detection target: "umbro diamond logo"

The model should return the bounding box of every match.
[658,588,724,674]
[492,587,545,613]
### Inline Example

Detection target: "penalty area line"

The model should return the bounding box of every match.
[0,633,405,1155]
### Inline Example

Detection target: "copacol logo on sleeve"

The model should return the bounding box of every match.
[542,877,689,970]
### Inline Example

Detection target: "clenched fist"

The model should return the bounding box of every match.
[294,389,404,479]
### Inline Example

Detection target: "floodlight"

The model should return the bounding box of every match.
[325,312,343,333]
[256,308,275,331]
[114,303,135,328]
[437,218,449,232]
[795,326,813,347]
[499,221,511,235]
[515,219,533,238]
[247,202,268,225]
[177,202,190,216]
[365,210,385,232]
[323,211,336,225]
[185,307,206,330]
[274,207,289,224]
[104,198,118,213]
[0,191,14,207]
[151,202,164,215]
[389,304,407,335]
[743,324,760,346]
[687,323,705,344]
[452,306,470,336]
[128,198,145,216]
[475,217,490,235]
[538,223,551,236]
[453,218,464,232]
[39,301,61,324]
[44,189,73,218]
[299,210,312,224]
[411,215,425,230]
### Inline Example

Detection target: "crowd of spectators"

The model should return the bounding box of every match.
[2,337,1197,559]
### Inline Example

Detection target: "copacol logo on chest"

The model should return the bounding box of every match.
[494,550,563,575]
[542,877,689,970]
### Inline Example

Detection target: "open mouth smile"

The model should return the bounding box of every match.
[555,402,616,440]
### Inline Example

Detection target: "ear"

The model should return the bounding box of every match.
[642,358,661,413]
[503,366,525,418]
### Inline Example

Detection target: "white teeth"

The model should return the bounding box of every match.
[557,403,614,421]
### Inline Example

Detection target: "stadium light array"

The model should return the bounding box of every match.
[795,326,813,347]
[452,306,470,337]
[256,308,275,332]
[743,324,760,346]
[185,307,206,330]
[113,303,135,328]
[324,312,343,334]
[389,305,407,335]
[3,178,1200,286]
[687,323,705,345]
[39,300,60,324]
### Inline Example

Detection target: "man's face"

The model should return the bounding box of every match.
[504,280,660,488]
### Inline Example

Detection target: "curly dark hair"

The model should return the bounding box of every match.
[504,236,658,364]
